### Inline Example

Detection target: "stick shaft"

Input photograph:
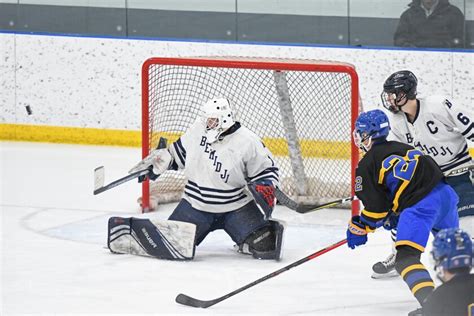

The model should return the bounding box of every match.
[175,238,347,308]
[93,168,150,195]
[297,196,354,213]
[275,187,353,213]
[93,137,168,195]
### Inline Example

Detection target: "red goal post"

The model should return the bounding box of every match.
[141,57,360,215]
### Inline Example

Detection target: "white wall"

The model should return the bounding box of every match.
[1,33,473,130]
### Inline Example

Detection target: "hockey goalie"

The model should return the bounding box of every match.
[108,97,284,261]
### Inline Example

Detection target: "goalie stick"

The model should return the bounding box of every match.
[93,137,167,195]
[274,187,353,214]
[94,165,154,195]
[275,164,473,214]
[175,238,347,308]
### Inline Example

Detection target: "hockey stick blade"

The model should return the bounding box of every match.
[94,166,105,191]
[175,239,348,308]
[175,294,220,308]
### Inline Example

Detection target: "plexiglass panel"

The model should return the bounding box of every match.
[0,0,471,49]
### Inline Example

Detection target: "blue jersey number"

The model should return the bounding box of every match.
[381,149,423,182]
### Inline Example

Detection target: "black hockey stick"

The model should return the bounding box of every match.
[175,239,347,308]
[94,165,154,195]
[275,164,473,213]
[275,164,474,213]
[93,137,167,195]
[175,238,347,308]
[274,187,353,214]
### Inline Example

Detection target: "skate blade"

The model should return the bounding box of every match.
[371,269,399,279]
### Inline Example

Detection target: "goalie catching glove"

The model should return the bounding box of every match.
[129,148,173,181]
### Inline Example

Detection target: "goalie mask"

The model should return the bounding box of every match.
[381,70,418,113]
[353,109,390,152]
[202,97,235,143]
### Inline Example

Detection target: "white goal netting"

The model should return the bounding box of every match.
[140,57,359,213]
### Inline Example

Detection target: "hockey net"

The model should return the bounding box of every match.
[141,57,360,214]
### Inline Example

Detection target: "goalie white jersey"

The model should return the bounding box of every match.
[168,120,279,213]
[388,95,473,173]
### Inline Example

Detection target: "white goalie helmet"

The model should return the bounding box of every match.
[201,97,235,143]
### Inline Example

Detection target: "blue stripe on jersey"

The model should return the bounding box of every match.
[173,140,186,166]
[185,184,245,200]
[187,180,243,193]
[251,174,279,183]
[175,138,186,158]
[380,163,395,188]
[249,167,279,179]
[405,270,432,287]
[248,167,279,182]
[441,156,472,172]
[185,191,247,205]
[440,144,472,171]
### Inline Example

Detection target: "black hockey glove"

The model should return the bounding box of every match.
[137,166,160,183]
[247,181,275,219]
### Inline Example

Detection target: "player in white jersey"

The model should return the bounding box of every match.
[371,70,473,278]
[130,97,283,260]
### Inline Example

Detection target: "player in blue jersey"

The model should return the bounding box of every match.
[346,109,459,307]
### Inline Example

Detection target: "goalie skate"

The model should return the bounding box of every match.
[371,252,398,279]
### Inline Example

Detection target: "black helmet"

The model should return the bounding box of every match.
[381,70,418,113]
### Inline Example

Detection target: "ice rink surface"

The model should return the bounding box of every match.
[1,141,439,315]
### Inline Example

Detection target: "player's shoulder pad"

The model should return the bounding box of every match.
[237,126,265,146]
[356,150,373,169]
[421,95,450,113]
[188,118,204,133]
[387,110,405,124]
[238,125,257,137]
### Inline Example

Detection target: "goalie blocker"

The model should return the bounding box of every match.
[107,217,197,260]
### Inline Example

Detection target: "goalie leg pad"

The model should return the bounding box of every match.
[240,220,285,261]
[107,217,196,260]
[168,198,221,246]
[223,201,269,245]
